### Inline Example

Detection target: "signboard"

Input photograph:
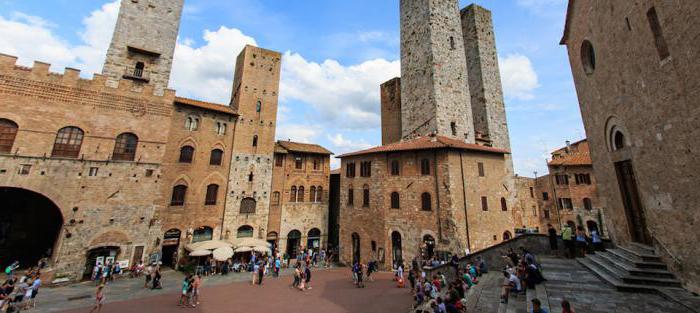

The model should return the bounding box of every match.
[118,260,129,269]
[149,252,161,265]
[95,256,105,266]
[105,256,115,265]
[162,238,179,246]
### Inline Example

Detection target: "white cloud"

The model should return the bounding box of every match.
[72,0,120,74]
[275,124,321,143]
[0,12,75,69]
[499,54,539,100]
[170,26,257,103]
[280,52,400,130]
[327,133,372,153]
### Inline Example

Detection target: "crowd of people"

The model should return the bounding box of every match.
[548,223,603,259]
[0,261,43,313]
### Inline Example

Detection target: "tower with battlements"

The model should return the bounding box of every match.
[102,0,184,95]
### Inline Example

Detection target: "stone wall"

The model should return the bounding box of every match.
[102,0,183,96]
[399,0,475,141]
[380,77,402,145]
[513,176,541,231]
[562,0,700,292]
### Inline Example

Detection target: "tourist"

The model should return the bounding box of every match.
[500,270,521,304]
[13,278,28,310]
[531,298,549,313]
[561,299,575,313]
[590,229,603,252]
[476,256,488,275]
[319,249,326,267]
[143,264,152,288]
[408,268,416,291]
[4,261,18,281]
[505,248,519,267]
[304,265,312,290]
[356,263,365,288]
[274,257,281,277]
[257,261,265,285]
[152,266,162,289]
[396,261,404,283]
[547,224,558,251]
[562,224,574,258]
[178,274,190,307]
[191,274,201,307]
[93,264,102,286]
[575,226,588,257]
[88,285,105,313]
[252,260,259,285]
[293,264,301,289]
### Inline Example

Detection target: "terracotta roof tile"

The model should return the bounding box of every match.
[277,141,333,155]
[337,135,509,158]
[548,153,592,166]
[174,96,236,115]
[274,143,289,154]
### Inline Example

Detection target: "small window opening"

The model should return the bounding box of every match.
[450,122,457,136]
[647,7,670,60]
[252,135,258,147]
[248,172,254,182]
[134,62,145,77]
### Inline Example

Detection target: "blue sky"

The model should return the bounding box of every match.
[0,0,585,175]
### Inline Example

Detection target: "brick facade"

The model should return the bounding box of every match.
[561,0,700,292]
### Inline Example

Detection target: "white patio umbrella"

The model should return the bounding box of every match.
[234,246,253,253]
[252,245,271,254]
[229,238,271,249]
[212,246,234,261]
[185,240,232,252]
[189,249,212,257]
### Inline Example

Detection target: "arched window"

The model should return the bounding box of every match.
[240,197,256,214]
[256,100,262,113]
[316,186,323,202]
[134,61,145,77]
[290,186,297,202]
[205,184,219,205]
[215,122,226,135]
[501,197,508,211]
[170,185,187,206]
[298,186,305,202]
[248,172,254,182]
[421,192,432,211]
[252,135,258,147]
[185,116,199,131]
[52,126,84,158]
[583,198,593,211]
[347,188,354,206]
[210,149,223,165]
[237,225,254,238]
[580,40,595,75]
[0,118,19,153]
[613,131,626,150]
[310,186,317,203]
[391,192,400,209]
[420,158,430,175]
[307,228,321,250]
[272,191,280,205]
[390,160,400,176]
[503,231,512,241]
[362,184,370,207]
[192,226,213,243]
[351,233,361,263]
[179,146,194,163]
[112,133,138,161]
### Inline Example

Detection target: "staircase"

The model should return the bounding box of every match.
[579,242,700,312]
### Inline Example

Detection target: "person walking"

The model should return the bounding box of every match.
[292,264,301,289]
[152,266,162,289]
[304,265,312,290]
[257,261,265,285]
[178,274,191,307]
[590,229,603,252]
[561,224,574,259]
[547,224,558,251]
[143,264,152,289]
[28,275,40,309]
[191,274,201,307]
[88,285,105,313]
[575,226,588,257]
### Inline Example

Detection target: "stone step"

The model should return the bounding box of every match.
[535,283,551,313]
[607,249,668,270]
[577,258,658,293]
[506,290,527,313]
[618,245,662,263]
[658,287,700,313]
[588,254,681,287]
[596,251,676,279]
[629,242,657,254]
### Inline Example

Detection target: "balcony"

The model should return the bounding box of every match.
[122,66,150,83]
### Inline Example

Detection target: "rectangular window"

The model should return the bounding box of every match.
[542,192,549,201]
[390,160,400,176]
[89,167,99,177]
[360,161,372,177]
[313,159,319,170]
[647,7,670,60]
[346,162,356,178]
[420,159,430,176]
[295,156,303,169]
[544,209,550,219]
[558,197,573,210]
[478,162,485,177]
[529,187,534,198]
[275,154,284,167]
[481,196,488,211]
[18,164,31,175]
[347,189,354,205]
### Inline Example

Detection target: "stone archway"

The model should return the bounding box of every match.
[0,187,63,269]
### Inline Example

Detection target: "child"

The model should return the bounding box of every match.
[88,285,105,313]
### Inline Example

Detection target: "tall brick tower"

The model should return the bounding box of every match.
[461,4,511,150]
[399,0,475,142]
[102,0,183,95]
[380,77,402,145]
[223,46,282,241]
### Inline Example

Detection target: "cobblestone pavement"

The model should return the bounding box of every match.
[35,267,412,313]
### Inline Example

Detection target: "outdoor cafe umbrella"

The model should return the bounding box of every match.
[228,238,271,249]
[189,249,212,257]
[251,245,271,254]
[234,246,253,253]
[212,246,234,261]
[185,240,232,252]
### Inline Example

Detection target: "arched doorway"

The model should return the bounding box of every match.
[161,229,181,268]
[267,232,278,252]
[286,230,301,258]
[423,234,435,259]
[391,231,402,267]
[351,233,361,264]
[0,187,63,269]
[84,246,120,279]
[586,221,599,233]
[503,231,512,241]
[307,228,321,253]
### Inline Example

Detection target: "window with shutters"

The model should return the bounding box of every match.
[290,186,297,202]
[310,186,317,203]
[316,186,323,202]
[347,188,354,206]
[272,191,280,205]
[204,184,219,205]
[171,185,187,206]
[362,185,369,207]
[298,186,305,202]
[478,162,485,177]
[501,197,508,211]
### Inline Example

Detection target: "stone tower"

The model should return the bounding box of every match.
[461,4,511,150]
[224,45,282,241]
[380,77,402,145]
[102,0,184,95]
[400,0,475,142]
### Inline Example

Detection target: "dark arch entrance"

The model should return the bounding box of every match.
[0,187,63,269]
[423,235,435,259]
[391,231,402,267]
[307,228,321,253]
[287,230,301,258]
[161,228,181,268]
[351,233,360,264]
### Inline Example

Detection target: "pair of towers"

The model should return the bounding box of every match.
[382,1,510,152]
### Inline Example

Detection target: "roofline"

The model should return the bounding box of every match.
[550,138,587,154]
[275,140,334,155]
[174,97,237,115]
[337,145,510,158]
[560,0,575,45]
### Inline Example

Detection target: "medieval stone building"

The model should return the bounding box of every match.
[0,0,332,282]
[561,0,700,291]
[512,175,541,233]
[338,2,515,267]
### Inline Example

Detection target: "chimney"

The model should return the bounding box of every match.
[565,140,571,153]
